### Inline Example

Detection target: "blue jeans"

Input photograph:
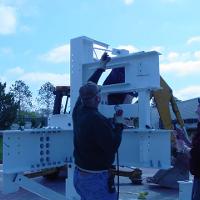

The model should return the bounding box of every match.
[192,176,200,200]
[73,167,117,200]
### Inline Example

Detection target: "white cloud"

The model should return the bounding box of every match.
[20,72,70,87]
[194,51,200,59]
[0,75,6,83]
[187,36,200,45]
[117,45,138,53]
[180,52,193,61]
[7,66,24,75]
[150,46,164,53]
[167,52,179,62]
[39,44,70,64]
[0,5,17,34]
[175,85,200,100]
[123,0,135,5]
[2,67,70,95]
[162,51,193,62]
[160,49,200,75]
[160,60,200,76]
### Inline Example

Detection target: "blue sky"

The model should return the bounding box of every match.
[0,0,200,101]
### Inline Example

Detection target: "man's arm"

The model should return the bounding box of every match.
[73,52,111,114]
[94,115,123,155]
[88,68,105,84]
[88,52,111,83]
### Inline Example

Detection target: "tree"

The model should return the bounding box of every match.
[37,82,55,116]
[0,82,18,130]
[10,80,32,111]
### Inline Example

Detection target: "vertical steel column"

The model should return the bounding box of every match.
[138,90,150,129]
[70,37,93,111]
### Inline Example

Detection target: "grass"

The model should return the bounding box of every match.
[0,136,2,163]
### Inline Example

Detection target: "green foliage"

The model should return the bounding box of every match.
[40,117,46,128]
[15,110,47,128]
[18,116,25,127]
[37,82,55,115]
[10,80,32,111]
[31,116,45,128]
[0,82,18,130]
[31,117,37,128]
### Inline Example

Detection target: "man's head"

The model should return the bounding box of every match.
[79,82,101,107]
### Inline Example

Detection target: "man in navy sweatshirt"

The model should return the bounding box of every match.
[72,53,123,200]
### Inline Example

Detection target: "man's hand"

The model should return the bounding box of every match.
[113,105,124,124]
[99,52,111,70]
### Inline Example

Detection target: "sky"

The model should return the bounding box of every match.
[0,0,200,101]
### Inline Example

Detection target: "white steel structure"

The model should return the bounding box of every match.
[1,36,173,200]
[178,181,193,200]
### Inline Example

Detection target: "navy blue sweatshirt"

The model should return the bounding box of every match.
[72,68,123,170]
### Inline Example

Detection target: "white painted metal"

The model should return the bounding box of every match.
[1,36,172,200]
[70,36,108,111]
[82,51,160,92]
[118,129,171,168]
[2,128,74,198]
[79,43,160,130]
[112,48,129,56]
[99,104,139,119]
[178,180,193,200]
[15,174,66,200]
[66,165,80,200]
[48,114,73,130]
[3,129,73,174]
[2,127,171,197]
[2,128,170,174]
[138,90,151,128]
[3,173,19,194]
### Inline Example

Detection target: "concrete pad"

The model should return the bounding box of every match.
[0,168,179,200]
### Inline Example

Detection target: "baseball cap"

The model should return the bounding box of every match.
[79,82,101,100]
